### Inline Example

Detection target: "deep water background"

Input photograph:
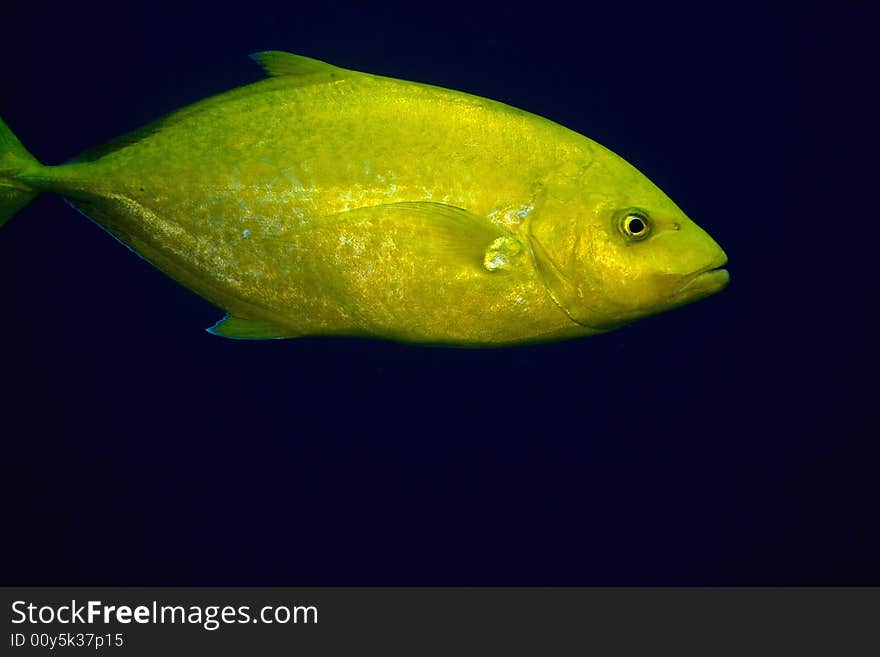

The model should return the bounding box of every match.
[1,3,875,584]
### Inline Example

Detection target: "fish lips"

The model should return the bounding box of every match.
[670,256,730,304]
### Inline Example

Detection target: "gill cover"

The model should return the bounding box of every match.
[526,159,612,329]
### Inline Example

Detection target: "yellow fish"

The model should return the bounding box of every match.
[0,52,728,346]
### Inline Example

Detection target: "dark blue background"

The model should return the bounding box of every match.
[1,2,875,584]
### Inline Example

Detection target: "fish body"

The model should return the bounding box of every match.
[0,52,728,345]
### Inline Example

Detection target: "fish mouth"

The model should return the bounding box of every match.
[671,257,730,302]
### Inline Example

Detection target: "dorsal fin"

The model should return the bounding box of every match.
[250,51,349,79]
[73,52,352,164]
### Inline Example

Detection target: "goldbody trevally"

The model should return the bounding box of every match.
[0,52,728,345]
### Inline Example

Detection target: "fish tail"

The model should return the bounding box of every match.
[0,115,41,228]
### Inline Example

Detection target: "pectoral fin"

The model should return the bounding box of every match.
[207,314,293,340]
[310,201,523,272]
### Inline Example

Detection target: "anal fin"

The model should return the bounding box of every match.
[207,314,292,340]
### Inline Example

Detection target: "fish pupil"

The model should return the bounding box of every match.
[628,217,645,234]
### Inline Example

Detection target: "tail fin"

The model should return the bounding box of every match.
[0,116,41,228]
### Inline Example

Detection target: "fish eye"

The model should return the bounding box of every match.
[619,212,651,241]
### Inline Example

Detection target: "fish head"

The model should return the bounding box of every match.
[528,144,728,330]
